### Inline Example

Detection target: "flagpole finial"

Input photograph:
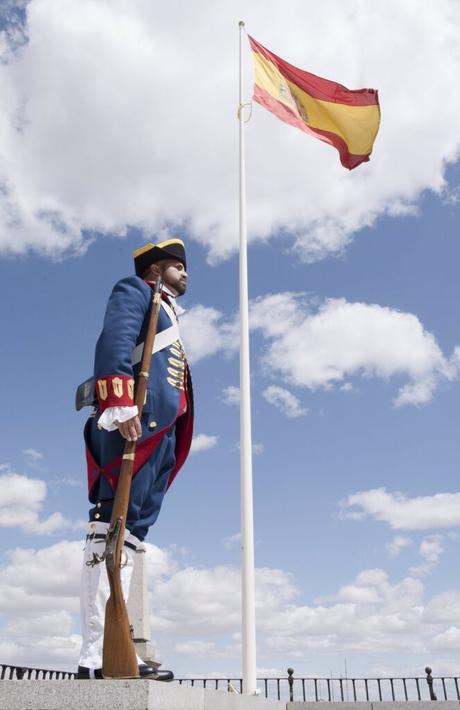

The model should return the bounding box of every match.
[239,20,245,28]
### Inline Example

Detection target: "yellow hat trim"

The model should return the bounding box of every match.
[132,238,184,259]
[156,238,184,249]
[132,243,154,258]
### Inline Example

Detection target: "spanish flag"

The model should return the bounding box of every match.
[249,36,380,170]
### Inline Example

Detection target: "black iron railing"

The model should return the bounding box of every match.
[0,662,455,701]
[0,664,75,680]
[177,667,454,702]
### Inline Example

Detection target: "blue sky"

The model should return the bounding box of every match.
[1,0,460,682]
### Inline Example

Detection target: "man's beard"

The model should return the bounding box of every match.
[165,276,187,296]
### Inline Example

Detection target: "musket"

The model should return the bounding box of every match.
[102,277,163,679]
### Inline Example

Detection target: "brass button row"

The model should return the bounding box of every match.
[167,366,184,379]
[167,376,184,390]
[170,346,185,360]
[168,356,185,369]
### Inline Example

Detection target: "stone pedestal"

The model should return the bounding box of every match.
[2,682,459,710]
[0,680,284,710]
[126,542,159,667]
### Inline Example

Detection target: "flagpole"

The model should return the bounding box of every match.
[238,19,257,696]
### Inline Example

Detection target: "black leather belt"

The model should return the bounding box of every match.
[86,532,137,551]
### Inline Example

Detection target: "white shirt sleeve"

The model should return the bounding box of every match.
[97,405,139,432]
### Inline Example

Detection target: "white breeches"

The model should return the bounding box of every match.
[78,521,143,670]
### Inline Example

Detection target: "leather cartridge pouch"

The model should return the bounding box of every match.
[75,376,97,411]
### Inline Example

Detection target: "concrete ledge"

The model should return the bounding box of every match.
[0,680,284,710]
[374,705,460,710]
[2,682,459,710]
[287,705,372,710]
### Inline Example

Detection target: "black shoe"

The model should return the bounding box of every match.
[140,664,174,682]
[76,664,174,681]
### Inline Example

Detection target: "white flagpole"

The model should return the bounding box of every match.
[238,20,257,696]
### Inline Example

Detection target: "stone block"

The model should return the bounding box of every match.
[203,687,284,710]
[287,704,372,710]
[375,704,459,710]
[0,679,284,710]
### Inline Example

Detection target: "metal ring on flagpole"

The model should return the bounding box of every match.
[237,102,252,123]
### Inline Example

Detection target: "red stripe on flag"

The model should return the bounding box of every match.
[253,85,371,170]
[249,35,379,108]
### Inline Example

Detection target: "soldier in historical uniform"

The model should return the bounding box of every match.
[76,239,193,680]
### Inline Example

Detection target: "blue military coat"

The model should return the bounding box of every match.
[84,276,193,496]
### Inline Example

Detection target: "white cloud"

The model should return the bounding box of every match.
[16,541,177,639]
[424,591,460,625]
[151,561,452,660]
[143,542,180,581]
[340,488,460,530]
[22,448,43,463]
[2,535,460,675]
[420,536,444,564]
[0,629,81,669]
[152,564,299,638]
[0,537,177,669]
[250,294,458,406]
[180,306,238,365]
[182,292,457,409]
[0,1,459,262]
[410,535,444,577]
[263,385,308,418]
[261,570,429,655]
[0,466,73,534]
[5,609,74,639]
[182,293,458,408]
[0,540,81,615]
[222,386,240,405]
[386,536,413,558]
[152,566,242,636]
[0,611,81,668]
[432,626,460,651]
[442,183,460,206]
[190,433,218,454]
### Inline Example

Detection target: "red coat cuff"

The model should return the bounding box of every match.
[96,375,135,411]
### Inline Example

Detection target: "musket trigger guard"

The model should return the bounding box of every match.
[86,551,105,567]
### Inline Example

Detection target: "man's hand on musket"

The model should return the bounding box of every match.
[115,415,142,441]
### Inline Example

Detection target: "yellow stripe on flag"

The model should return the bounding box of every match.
[253,51,379,156]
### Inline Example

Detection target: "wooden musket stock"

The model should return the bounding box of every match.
[102,279,163,679]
